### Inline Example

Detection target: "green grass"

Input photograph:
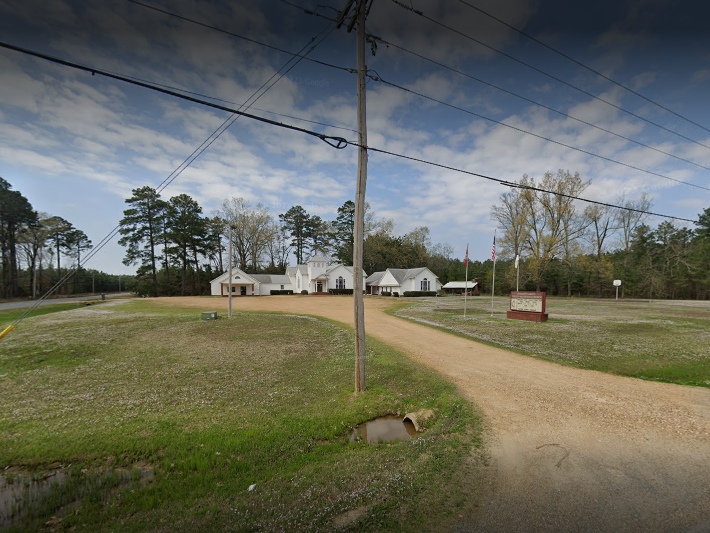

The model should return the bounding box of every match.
[391,296,710,388]
[0,301,484,532]
[0,301,101,327]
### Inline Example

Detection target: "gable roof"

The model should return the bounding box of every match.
[210,267,259,285]
[251,274,292,284]
[367,267,438,286]
[286,265,308,276]
[326,263,345,274]
[387,267,428,284]
[366,271,385,285]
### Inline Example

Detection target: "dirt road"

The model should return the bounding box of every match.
[155,296,710,532]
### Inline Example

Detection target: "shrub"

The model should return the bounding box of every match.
[393,292,399,297]
[403,291,437,297]
[328,289,354,295]
[301,290,309,295]
[270,290,294,295]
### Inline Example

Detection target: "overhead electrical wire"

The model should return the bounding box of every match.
[3,45,694,225]
[123,0,355,75]
[368,34,710,174]
[0,19,700,332]
[367,72,710,192]
[102,73,358,135]
[153,24,340,193]
[356,143,698,223]
[456,0,710,136]
[0,42,348,149]
[1,20,339,330]
[387,0,710,152]
[276,0,710,190]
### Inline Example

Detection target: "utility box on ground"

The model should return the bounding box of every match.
[201,311,218,321]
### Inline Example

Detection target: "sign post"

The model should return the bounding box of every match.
[613,279,621,300]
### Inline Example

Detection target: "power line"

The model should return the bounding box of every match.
[152,23,340,194]
[387,0,710,152]
[278,0,710,190]
[357,143,698,223]
[3,22,340,329]
[123,0,355,75]
[368,34,710,174]
[367,72,710,192]
[97,72,358,134]
[456,0,710,136]
[0,41,348,149]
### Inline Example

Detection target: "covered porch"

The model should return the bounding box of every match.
[220,282,256,296]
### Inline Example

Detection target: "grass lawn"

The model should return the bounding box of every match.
[0,301,484,532]
[391,296,710,388]
[0,302,102,327]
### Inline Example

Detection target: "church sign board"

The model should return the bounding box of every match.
[507,291,548,322]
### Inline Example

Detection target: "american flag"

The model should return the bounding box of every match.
[464,244,469,267]
[491,235,496,262]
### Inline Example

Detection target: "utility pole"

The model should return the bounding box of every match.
[228,224,233,318]
[353,0,368,393]
[337,0,369,393]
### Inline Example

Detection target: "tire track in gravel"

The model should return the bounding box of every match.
[153,296,710,532]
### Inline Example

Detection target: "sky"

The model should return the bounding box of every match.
[1,0,710,275]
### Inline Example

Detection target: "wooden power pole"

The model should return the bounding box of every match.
[353,0,368,393]
[337,0,369,393]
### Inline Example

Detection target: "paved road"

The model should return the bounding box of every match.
[0,293,133,311]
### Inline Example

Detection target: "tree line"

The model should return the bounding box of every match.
[489,169,710,299]
[117,187,469,297]
[0,178,131,299]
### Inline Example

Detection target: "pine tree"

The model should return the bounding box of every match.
[118,187,166,297]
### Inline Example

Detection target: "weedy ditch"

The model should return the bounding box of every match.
[1,466,154,531]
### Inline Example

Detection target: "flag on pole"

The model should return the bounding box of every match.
[515,254,519,269]
[464,244,469,267]
[491,235,496,262]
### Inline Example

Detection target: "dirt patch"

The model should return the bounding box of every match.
[146,296,710,532]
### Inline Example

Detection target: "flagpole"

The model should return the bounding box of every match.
[491,231,496,316]
[464,243,469,318]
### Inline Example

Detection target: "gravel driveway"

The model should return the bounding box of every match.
[154,296,710,532]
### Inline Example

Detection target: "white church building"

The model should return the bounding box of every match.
[210,255,367,296]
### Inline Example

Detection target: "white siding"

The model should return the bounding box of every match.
[410,269,441,292]
[258,282,294,295]
[377,270,401,292]
[326,265,361,290]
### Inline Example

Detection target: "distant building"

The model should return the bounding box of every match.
[209,255,366,296]
[365,267,442,295]
[441,280,480,296]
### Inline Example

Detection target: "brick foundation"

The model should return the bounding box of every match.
[506,310,548,322]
